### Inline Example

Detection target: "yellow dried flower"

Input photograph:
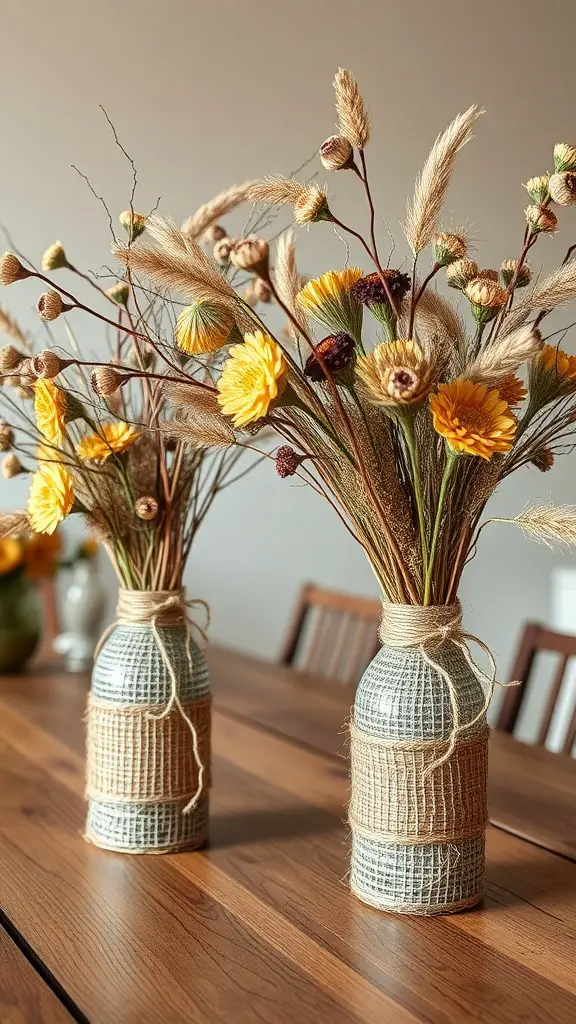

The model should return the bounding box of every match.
[319,135,354,171]
[0,537,23,576]
[34,379,67,443]
[433,233,467,267]
[446,259,479,289]
[500,259,531,288]
[106,282,130,306]
[217,330,287,427]
[2,453,24,478]
[28,462,74,535]
[430,379,516,459]
[76,422,139,461]
[356,339,433,406]
[0,252,32,286]
[297,268,363,339]
[229,237,269,275]
[523,175,550,204]
[554,143,576,173]
[37,291,66,321]
[175,300,234,355]
[549,171,576,206]
[496,374,527,407]
[525,204,558,235]
[465,278,508,323]
[119,210,147,242]
[42,242,68,272]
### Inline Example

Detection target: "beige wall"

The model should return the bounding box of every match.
[2,0,576,679]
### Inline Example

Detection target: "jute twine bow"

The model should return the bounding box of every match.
[379,600,518,775]
[94,588,210,813]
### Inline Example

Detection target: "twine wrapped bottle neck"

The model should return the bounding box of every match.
[116,588,187,627]
[379,600,463,650]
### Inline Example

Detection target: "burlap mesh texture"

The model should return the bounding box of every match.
[350,636,488,915]
[86,622,210,854]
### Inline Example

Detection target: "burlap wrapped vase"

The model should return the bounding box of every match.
[85,589,211,854]
[349,601,490,915]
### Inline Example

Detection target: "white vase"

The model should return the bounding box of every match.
[54,560,106,672]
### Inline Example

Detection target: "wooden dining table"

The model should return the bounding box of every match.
[0,645,575,1023]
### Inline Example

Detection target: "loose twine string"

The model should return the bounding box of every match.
[377,600,518,776]
[94,588,210,814]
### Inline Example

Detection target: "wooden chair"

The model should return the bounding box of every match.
[497,622,576,754]
[280,583,381,686]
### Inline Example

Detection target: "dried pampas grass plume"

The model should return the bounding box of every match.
[399,287,465,365]
[465,324,542,386]
[113,216,237,308]
[181,181,257,239]
[159,417,235,450]
[404,105,484,255]
[246,176,311,207]
[160,381,222,416]
[333,67,370,149]
[274,231,308,341]
[489,503,576,550]
[0,306,29,350]
[0,510,30,538]
[509,259,576,318]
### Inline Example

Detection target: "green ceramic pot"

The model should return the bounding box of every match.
[0,571,42,673]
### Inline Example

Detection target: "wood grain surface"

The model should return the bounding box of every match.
[0,924,73,1022]
[0,655,574,1022]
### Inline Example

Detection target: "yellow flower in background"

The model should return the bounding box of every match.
[28,462,74,535]
[23,531,62,579]
[430,379,516,459]
[175,299,234,355]
[217,331,287,427]
[538,343,576,379]
[76,422,139,461]
[34,379,67,443]
[0,537,23,576]
[356,339,432,406]
[496,374,527,408]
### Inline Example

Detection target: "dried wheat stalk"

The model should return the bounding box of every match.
[510,260,576,317]
[159,417,235,449]
[181,181,257,239]
[333,67,371,149]
[0,307,28,350]
[489,503,576,549]
[274,231,308,340]
[466,325,542,384]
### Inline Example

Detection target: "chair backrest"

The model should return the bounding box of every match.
[280,583,381,686]
[497,621,576,754]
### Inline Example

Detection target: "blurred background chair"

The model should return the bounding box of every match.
[497,622,576,754]
[281,583,381,686]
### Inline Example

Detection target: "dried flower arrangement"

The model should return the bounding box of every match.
[99,68,576,909]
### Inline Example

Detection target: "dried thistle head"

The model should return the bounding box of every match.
[500,259,531,288]
[229,237,270,276]
[319,135,354,171]
[531,448,554,473]
[523,175,550,204]
[446,258,479,289]
[304,333,356,382]
[433,232,467,266]
[525,204,558,235]
[275,446,306,478]
[91,366,127,397]
[549,171,576,206]
[0,252,32,286]
[42,242,68,272]
[246,178,331,225]
[554,143,576,173]
[32,350,70,379]
[333,68,370,149]
[37,291,68,321]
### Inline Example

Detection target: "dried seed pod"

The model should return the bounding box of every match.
[37,291,70,321]
[1,453,23,478]
[42,242,68,271]
[0,252,32,286]
[90,366,126,397]
[135,496,159,521]
[319,134,354,171]
[32,350,70,379]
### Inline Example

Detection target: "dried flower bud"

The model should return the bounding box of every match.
[213,237,233,265]
[0,343,26,373]
[304,332,356,382]
[119,210,147,242]
[275,445,304,478]
[42,242,68,271]
[202,224,227,244]
[445,259,479,289]
[319,135,354,171]
[476,269,499,282]
[18,358,36,388]
[531,448,554,472]
[0,420,14,451]
[525,204,558,235]
[135,496,159,521]
[523,175,550,203]
[500,259,531,288]
[2,453,23,478]
[433,233,467,266]
[32,349,70,379]
[129,343,155,370]
[554,143,576,173]
[106,281,130,306]
[549,171,576,206]
[230,237,270,277]
[293,186,331,225]
[37,291,70,321]
[90,366,126,397]
[0,252,32,286]
[464,278,508,324]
